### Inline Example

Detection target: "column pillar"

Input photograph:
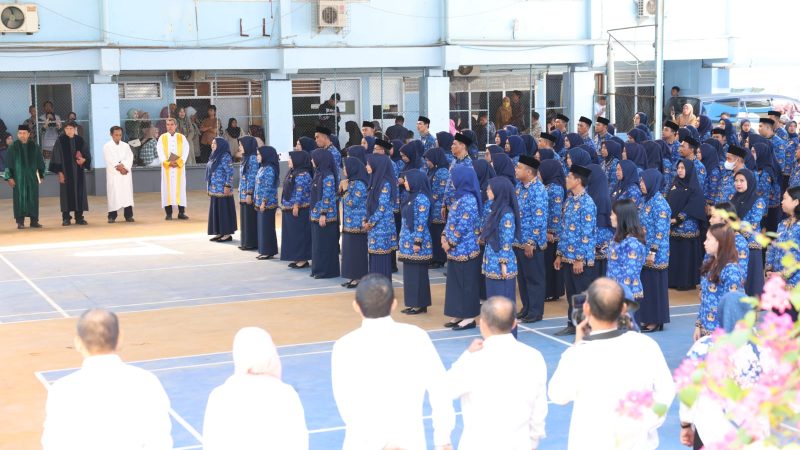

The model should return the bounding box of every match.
[421,70,450,133]
[565,69,595,132]
[264,74,293,157]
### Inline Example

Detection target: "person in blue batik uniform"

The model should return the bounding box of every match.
[731,169,766,296]
[398,170,434,315]
[607,199,646,307]
[315,126,342,169]
[474,159,495,303]
[540,159,566,301]
[587,164,614,277]
[594,117,613,151]
[514,156,548,323]
[667,159,708,290]
[697,115,713,143]
[622,141,648,175]
[709,203,749,276]
[481,176,521,309]
[638,169,672,331]
[564,147,591,178]
[340,156,370,289]
[785,121,799,186]
[696,224,744,338]
[281,151,313,268]
[361,135,376,154]
[760,115,789,188]
[661,120,681,164]
[495,129,508,148]
[720,118,740,149]
[488,148,516,186]
[237,136,260,250]
[416,116,436,151]
[520,133,537,157]
[253,146,280,260]
[652,139,675,196]
[537,132,557,159]
[766,187,800,320]
[553,164,597,336]
[364,153,398,279]
[442,165,483,331]
[717,145,748,204]
[577,116,596,154]
[698,143,721,207]
[296,136,316,153]
[309,149,340,279]
[207,137,237,242]
[425,147,450,269]
[679,137,706,189]
[506,135,525,165]
[443,133,475,210]
[612,160,644,209]
[436,131,455,166]
[399,140,426,175]
[601,139,622,192]
[752,140,782,234]
[345,145,367,166]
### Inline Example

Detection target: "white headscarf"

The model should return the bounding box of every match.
[232,327,282,379]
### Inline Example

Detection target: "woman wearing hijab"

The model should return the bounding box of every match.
[612,160,644,209]
[494,129,508,149]
[345,121,363,147]
[474,159,495,303]
[443,165,483,331]
[622,141,648,173]
[520,134,537,157]
[607,198,647,306]
[253,146,280,260]
[506,135,525,164]
[436,131,455,165]
[481,176,521,303]
[638,169,671,332]
[704,137,725,172]
[398,170,433,314]
[563,132,583,151]
[739,119,753,148]
[364,154,399,279]
[540,159,566,301]
[490,152,516,185]
[697,115,713,142]
[296,136,315,153]
[202,327,308,450]
[601,139,623,191]
[425,148,450,269]
[587,163,615,276]
[399,140,425,173]
[667,159,707,290]
[536,148,556,161]
[281,151,313,269]
[495,96,513,129]
[751,142,782,235]
[565,147,592,177]
[223,118,242,160]
[731,169,766,296]
[339,156,370,289]
[675,103,698,128]
[175,107,198,165]
[627,128,647,144]
[766,187,800,307]
[344,145,367,166]
[719,118,740,148]
[308,149,340,279]
[635,123,653,141]
[698,143,721,206]
[206,137,238,243]
[361,135,376,154]
[237,136,260,251]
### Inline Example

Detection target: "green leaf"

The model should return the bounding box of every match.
[678,386,698,407]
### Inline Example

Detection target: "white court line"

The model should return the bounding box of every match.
[0,232,209,254]
[0,254,68,318]
[519,326,573,347]
[309,411,463,435]
[169,407,203,444]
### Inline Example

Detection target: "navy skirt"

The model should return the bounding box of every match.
[430,222,446,264]
[256,208,278,257]
[208,196,238,236]
[478,246,487,301]
[239,202,258,249]
[668,236,700,290]
[280,207,311,261]
[637,267,670,325]
[595,258,608,278]
[341,232,368,281]
[745,248,764,296]
[444,257,481,319]
[486,278,516,303]
[544,241,564,300]
[369,253,393,280]
[311,221,340,278]
[402,261,432,308]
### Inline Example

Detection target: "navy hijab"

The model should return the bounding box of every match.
[390,139,404,162]
[206,137,230,183]
[587,163,612,229]
[521,134,537,156]
[451,165,482,212]
[624,142,648,171]
[496,129,508,148]
[473,159,496,203]
[616,160,640,192]
[363,136,376,154]
[699,143,720,175]
[628,128,647,144]
[642,141,663,171]
[345,156,369,185]
[603,139,623,162]
[568,147,592,168]
[240,136,259,174]
[698,115,713,136]
[540,159,566,190]
[366,154,398,217]
[754,141,781,181]
[505,125,519,136]
[424,147,450,174]
[346,145,367,165]
[282,150,313,202]
[731,169,759,219]
[552,129,565,153]
[481,177,522,252]
[400,140,425,169]
[721,119,739,147]
[668,159,706,221]
[488,144,505,155]
[310,148,336,207]
[401,170,432,230]
[298,136,316,153]
[507,135,525,159]
[538,148,556,160]
[257,145,280,185]
[565,133,583,149]
[437,131,454,150]
[491,153,516,185]
[635,123,653,141]
[640,168,663,201]
[704,138,725,165]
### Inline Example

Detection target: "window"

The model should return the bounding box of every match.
[119,82,162,100]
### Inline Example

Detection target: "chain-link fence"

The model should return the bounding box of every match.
[0,72,91,171]
[602,63,657,135]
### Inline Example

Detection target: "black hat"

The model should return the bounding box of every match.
[767,110,782,118]
[728,145,748,159]
[374,139,392,150]
[555,113,570,122]
[712,128,726,136]
[362,121,374,129]
[681,136,700,148]
[578,116,592,126]
[17,124,28,131]
[518,155,540,170]
[315,126,332,136]
[540,132,556,143]
[64,121,78,129]
[454,132,473,146]
[760,117,775,126]
[664,121,679,132]
[596,116,610,126]
[417,116,430,125]
[570,164,592,178]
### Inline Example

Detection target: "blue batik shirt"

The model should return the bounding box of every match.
[281,172,312,209]
[546,184,564,240]
[326,144,342,169]
[253,166,278,209]
[208,152,234,196]
[367,182,398,254]
[515,179,548,250]
[444,156,474,207]
[239,154,259,202]
[704,166,721,206]
[640,193,671,269]
[768,135,789,176]
[662,158,674,196]
[603,158,619,192]
[694,159,707,192]
[766,218,800,288]
[557,190,596,264]
[716,169,737,204]
[444,194,481,261]
[698,263,744,336]
[429,167,449,224]
[755,170,781,209]
[420,133,436,152]
[615,183,644,210]
[740,197,767,249]
[607,236,646,299]
[310,174,338,222]
[398,194,433,262]
[483,211,518,280]
[342,179,368,234]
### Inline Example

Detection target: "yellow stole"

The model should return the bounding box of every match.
[161,133,184,204]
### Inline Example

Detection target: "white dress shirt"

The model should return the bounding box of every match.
[203,374,309,450]
[446,333,548,450]
[548,329,675,450]
[42,354,172,450]
[331,316,455,450]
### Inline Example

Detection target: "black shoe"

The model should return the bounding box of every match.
[75,219,88,225]
[400,307,413,314]
[239,246,256,251]
[218,236,233,242]
[288,262,298,268]
[256,254,274,260]
[345,281,359,289]
[291,261,310,269]
[165,215,173,221]
[520,315,543,324]
[313,274,325,279]
[545,296,560,302]
[392,267,399,273]
[17,223,24,229]
[641,324,664,333]
[177,213,189,220]
[516,311,528,320]
[452,321,476,331]
[406,307,428,315]
[30,221,42,228]
[210,235,222,242]
[62,219,71,226]
[125,218,135,223]
[444,321,459,328]
[554,326,576,336]
[108,218,116,224]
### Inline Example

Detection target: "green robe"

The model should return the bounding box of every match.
[3,139,45,219]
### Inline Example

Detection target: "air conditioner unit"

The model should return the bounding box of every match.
[0,4,39,34]
[172,71,207,82]
[637,0,656,17]
[451,66,481,77]
[318,0,347,29]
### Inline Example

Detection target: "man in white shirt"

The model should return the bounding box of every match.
[446,296,548,450]
[103,126,135,223]
[331,274,455,450]
[42,308,172,450]
[548,278,675,450]
[156,118,190,220]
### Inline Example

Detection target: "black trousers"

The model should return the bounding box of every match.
[515,247,545,319]
[108,206,134,220]
[16,216,38,225]
[164,205,185,217]
[62,211,84,220]
[563,262,597,326]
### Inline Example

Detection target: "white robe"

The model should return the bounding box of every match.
[41,354,173,450]
[155,132,190,207]
[103,139,135,212]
